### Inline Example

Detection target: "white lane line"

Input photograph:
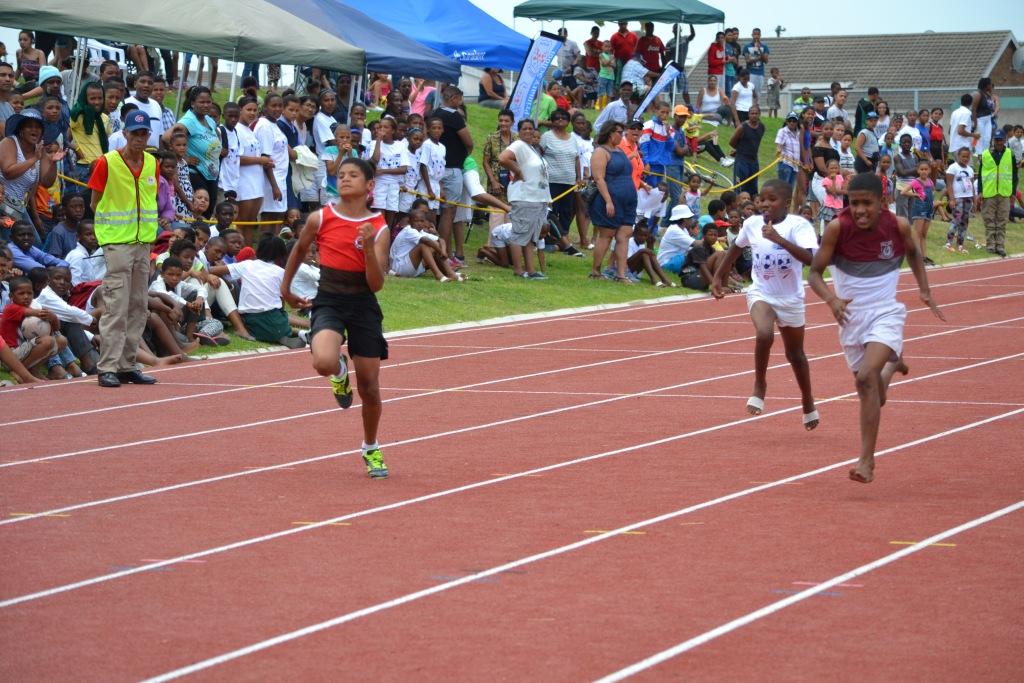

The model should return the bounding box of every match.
[136,413,1024,683]
[5,286,1017,467]
[2,353,1019,609]
[2,306,1019,524]
[3,265,1014,420]
[594,500,1024,682]
[1,259,1016,399]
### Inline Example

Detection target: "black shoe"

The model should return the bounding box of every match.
[116,370,158,385]
[923,256,936,266]
[996,248,1007,258]
[98,372,121,388]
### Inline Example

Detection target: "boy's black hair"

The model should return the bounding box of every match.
[847,172,883,197]
[707,199,726,216]
[173,226,197,243]
[720,190,737,207]
[220,228,241,239]
[119,102,139,122]
[255,233,288,263]
[8,275,32,292]
[161,256,184,272]
[76,219,95,236]
[340,156,375,182]
[27,267,49,288]
[193,222,212,237]
[206,236,226,250]
[410,197,430,212]
[61,192,85,208]
[169,239,197,256]
[215,201,236,215]
[761,179,792,200]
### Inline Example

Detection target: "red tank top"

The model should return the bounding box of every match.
[316,206,388,272]
[835,206,905,263]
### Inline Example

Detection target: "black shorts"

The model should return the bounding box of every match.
[310,291,388,360]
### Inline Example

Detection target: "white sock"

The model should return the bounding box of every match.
[362,442,379,453]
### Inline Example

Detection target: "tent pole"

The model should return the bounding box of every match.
[69,37,84,104]
[674,24,682,105]
[228,49,238,102]
[174,56,187,118]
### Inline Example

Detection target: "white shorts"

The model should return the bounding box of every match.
[372,182,402,212]
[746,290,806,328]
[838,303,907,371]
[398,188,416,214]
[392,253,425,278]
[463,168,486,199]
[490,222,514,248]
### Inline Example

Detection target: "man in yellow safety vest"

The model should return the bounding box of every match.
[87,109,161,388]
[978,129,1016,257]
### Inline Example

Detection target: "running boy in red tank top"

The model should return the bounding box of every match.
[281,157,393,478]
[809,173,944,484]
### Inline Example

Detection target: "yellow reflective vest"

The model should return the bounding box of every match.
[94,150,159,246]
[980,149,1013,198]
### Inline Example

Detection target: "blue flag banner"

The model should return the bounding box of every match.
[633,61,681,120]
[507,31,564,125]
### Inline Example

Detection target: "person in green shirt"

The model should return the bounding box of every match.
[536,81,560,130]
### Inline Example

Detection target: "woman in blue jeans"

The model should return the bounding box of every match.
[728,104,765,196]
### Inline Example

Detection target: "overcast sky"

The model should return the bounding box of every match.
[474,0,1022,66]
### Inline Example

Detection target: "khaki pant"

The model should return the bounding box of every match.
[98,243,153,374]
[981,195,1010,251]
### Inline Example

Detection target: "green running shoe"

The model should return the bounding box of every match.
[329,354,353,409]
[362,448,389,478]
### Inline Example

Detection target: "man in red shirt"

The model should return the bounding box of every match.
[610,21,637,84]
[707,31,726,77]
[583,26,603,70]
[635,22,665,72]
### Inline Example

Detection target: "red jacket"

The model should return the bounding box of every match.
[707,42,725,76]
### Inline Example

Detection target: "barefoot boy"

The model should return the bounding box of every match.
[808,173,944,483]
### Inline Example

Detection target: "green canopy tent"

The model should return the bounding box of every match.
[0,0,366,103]
[513,0,724,24]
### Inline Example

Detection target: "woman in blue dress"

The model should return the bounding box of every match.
[589,120,637,282]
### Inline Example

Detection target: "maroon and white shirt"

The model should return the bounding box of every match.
[831,207,905,311]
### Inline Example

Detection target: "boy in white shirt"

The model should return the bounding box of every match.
[657,205,698,274]
[65,221,106,285]
[945,146,976,252]
[389,209,462,282]
[711,179,820,430]
[149,256,204,341]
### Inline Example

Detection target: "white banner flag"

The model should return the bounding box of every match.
[633,61,681,120]
[507,31,565,126]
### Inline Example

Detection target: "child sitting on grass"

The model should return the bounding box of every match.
[208,233,305,348]
[389,208,463,282]
[626,219,675,287]
[149,256,204,344]
[1,276,81,379]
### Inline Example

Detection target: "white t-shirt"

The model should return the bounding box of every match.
[946,162,976,199]
[312,111,337,155]
[219,125,240,194]
[896,124,922,151]
[125,95,165,148]
[390,226,438,264]
[626,237,643,259]
[291,262,320,301]
[108,131,127,152]
[573,133,594,175]
[948,106,975,156]
[225,259,285,313]
[637,186,665,218]
[362,140,409,188]
[403,146,422,190]
[657,224,694,266]
[826,105,849,123]
[731,82,755,112]
[418,139,447,195]
[736,214,817,298]
[505,140,550,203]
[254,117,289,179]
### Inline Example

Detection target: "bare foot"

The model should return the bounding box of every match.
[895,357,909,375]
[848,459,874,483]
[180,339,200,353]
[803,409,819,431]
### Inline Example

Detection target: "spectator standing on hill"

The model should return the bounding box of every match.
[666,23,696,104]
[723,28,740,94]
[972,77,997,154]
[636,23,665,72]
[979,130,1016,257]
[706,32,726,81]
[826,90,849,126]
[854,87,879,135]
[123,72,165,149]
[584,26,603,70]
[742,28,769,94]
[434,86,474,264]
[729,104,765,196]
[610,21,638,84]
[949,93,980,156]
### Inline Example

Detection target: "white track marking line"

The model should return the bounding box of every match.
[2,264,1014,417]
[135,413,1024,683]
[595,500,1024,682]
[2,291,1017,470]
[1,259,1016,399]
[2,353,1019,608]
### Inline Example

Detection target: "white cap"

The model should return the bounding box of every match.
[669,204,694,222]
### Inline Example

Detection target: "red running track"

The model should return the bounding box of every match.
[1,257,1022,681]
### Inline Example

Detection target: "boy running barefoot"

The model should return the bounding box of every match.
[809,173,944,483]
[281,158,392,479]
[712,180,819,430]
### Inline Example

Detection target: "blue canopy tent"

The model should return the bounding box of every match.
[343,0,531,72]
[266,0,461,81]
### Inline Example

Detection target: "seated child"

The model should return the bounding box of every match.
[285,240,319,329]
[0,276,80,379]
[149,256,205,343]
[389,208,462,282]
[626,219,675,287]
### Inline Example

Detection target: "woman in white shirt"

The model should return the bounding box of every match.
[234,96,274,243]
[253,93,290,223]
[696,74,730,123]
[874,101,891,140]
[730,68,758,126]
[498,119,550,279]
